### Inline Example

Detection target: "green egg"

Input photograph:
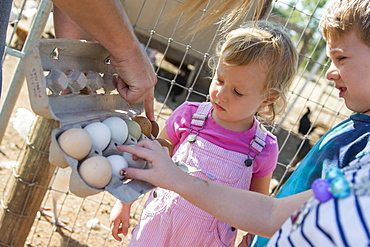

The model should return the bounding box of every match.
[124,119,142,140]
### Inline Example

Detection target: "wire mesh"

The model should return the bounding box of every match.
[0,0,351,246]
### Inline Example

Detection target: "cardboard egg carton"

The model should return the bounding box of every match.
[23,39,154,203]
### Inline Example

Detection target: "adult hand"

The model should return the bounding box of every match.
[110,43,157,121]
[51,0,157,121]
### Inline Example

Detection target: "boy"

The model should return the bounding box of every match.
[252,0,370,245]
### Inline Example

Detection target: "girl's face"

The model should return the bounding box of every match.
[326,30,370,115]
[209,59,272,132]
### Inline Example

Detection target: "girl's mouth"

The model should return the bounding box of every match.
[214,102,226,111]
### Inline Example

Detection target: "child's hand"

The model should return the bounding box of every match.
[110,201,132,241]
[237,233,255,247]
[116,139,185,190]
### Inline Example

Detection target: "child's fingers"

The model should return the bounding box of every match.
[117,139,170,165]
[110,221,122,242]
[245,233,255,246]
[124,167,150,181]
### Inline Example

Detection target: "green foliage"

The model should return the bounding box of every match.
[270,0,329,71]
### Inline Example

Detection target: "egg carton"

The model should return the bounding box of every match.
[23,39,155,203]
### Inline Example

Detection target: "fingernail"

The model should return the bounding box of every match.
[119,169,127,176]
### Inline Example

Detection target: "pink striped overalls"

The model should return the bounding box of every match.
[129,103,266,247]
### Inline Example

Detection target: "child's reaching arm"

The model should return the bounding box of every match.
[117,139,313,237]
[250,173,273,195]
[238,173,273,245]
[110,201,133,241]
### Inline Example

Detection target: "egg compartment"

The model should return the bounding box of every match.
[50,116,154,203]
[24,39,155,203]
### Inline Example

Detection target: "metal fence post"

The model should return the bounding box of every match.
[0,0,53,144]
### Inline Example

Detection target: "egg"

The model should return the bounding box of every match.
[133,116,152,137]
[102,117,128,145]
[78,156,112,189]
[124,119,141,140]
[84,122,111,154]
[58,128,92,160]
[151,120,160,138]
[156,138,174,157]
[122,151,147,169]
[107,155,129,179]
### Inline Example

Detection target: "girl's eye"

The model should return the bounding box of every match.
[234,89,243,96]
[215,78,224,84]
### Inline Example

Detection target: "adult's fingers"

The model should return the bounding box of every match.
[143,91,155,121]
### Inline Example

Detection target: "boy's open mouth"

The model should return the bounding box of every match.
[337,86,347,98]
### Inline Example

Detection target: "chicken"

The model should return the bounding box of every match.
[298,107,316,135]
[40,167,73,232]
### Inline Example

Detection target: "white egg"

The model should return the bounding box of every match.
[84,122,111,153]
[102,117,128,145]
[78,156,112,189]
[58,128,92,160]
[122,151,147,169]
[107,155,129,179]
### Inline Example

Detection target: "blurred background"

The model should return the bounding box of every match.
[0,0,351,246]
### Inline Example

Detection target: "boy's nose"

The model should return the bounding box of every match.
[325,62,340,81]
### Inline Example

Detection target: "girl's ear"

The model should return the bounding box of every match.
[261,94,279,107]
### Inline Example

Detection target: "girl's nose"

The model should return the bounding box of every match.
[215,85,227,102]
[325,62,340,81]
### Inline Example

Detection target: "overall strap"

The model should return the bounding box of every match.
[244,123,267,167]
[250,124,267,153]
[190,102,213,127]
[188,102,212,143]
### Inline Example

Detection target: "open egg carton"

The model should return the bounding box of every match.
[23,39,155,203]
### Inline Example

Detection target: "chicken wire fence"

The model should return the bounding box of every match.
[0,0,352,246]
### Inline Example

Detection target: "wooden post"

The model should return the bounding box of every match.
[0,116,59,246]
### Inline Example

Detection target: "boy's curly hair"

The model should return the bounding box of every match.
[320,0,370,47]
[209,20,298,122]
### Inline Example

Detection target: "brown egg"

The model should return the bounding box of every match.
[133,116,152,137]
[150,120,160,138]
[58,128,92,160]
[155,138,174,157]
[78,156,112,189]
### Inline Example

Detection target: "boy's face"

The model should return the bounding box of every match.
[326,30,370,115]
[208,60,271,132]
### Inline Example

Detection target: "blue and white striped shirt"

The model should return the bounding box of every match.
[267,154,370,247]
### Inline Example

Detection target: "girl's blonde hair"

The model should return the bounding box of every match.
[210,20,298,122]
[172,0,268,34]
[319,0,370,46]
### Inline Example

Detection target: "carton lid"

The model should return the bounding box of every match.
[24,39,142,123]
